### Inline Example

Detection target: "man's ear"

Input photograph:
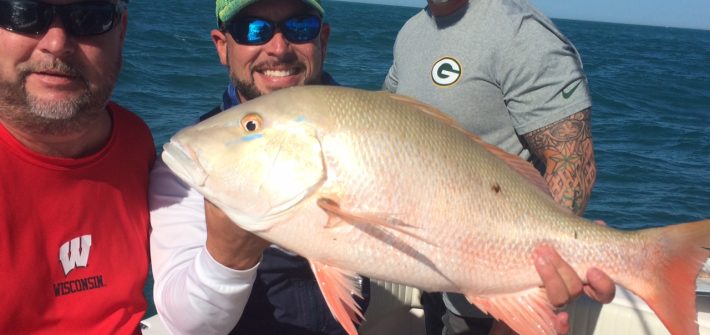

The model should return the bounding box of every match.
[319,22,330,60]
[119,10,129,45]
[211,29,229,66]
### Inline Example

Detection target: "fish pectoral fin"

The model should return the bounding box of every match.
[465,287,557,335]
[309,261,364,335]
[317,197,432,244]
[317,198,350,228]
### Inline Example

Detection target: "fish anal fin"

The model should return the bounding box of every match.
[309,261,364,335]
[466,288,556,335]
[385,92,551,196]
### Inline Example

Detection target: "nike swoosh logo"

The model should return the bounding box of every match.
[562,81,582,99]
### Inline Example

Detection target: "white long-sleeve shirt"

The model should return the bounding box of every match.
[149,158,259,335]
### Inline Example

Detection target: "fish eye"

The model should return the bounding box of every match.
[241,114,263,133]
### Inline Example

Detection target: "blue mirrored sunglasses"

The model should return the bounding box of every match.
[0,0,124,36]
[226,15,322,46]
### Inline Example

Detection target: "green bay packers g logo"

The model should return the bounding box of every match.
[431,57,462,86]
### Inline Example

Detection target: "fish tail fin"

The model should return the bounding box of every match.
[631,219,710,335]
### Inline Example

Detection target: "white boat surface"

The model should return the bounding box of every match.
[141,278,710,334]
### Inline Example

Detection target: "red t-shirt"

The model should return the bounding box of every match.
[0,102,155,334]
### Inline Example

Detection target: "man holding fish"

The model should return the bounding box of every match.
[150,0,369,334]
[156,0,710,333]
[382,0,617,333]
[151,1,619,335]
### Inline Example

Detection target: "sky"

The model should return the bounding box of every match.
[347,0,710,31]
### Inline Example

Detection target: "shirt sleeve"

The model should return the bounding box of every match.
[496,13,592,135]
[382,33,401,93]
[382,62,399,93]
[149,158,259,335]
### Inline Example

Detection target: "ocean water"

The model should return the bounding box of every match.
[116,0,710,318]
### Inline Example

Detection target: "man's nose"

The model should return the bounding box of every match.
[263,31,291,56]
[36,17,77,58]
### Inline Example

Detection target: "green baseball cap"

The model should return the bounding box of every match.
[216,0,325,25]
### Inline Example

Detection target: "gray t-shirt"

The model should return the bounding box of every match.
[384,0,592,161]
[382,0,592,318]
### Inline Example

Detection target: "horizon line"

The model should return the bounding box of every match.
[326,0,710,32]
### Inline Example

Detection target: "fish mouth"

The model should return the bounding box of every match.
[162,141,208,188]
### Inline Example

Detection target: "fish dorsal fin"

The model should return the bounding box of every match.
[468,138,552,197]
[385,92,461,126]
[384,92,551,196]
[465,287,557,335]
[309,261,364,335]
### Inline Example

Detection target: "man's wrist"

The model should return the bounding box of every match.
[196,247,260,285]
[205,237,265,270]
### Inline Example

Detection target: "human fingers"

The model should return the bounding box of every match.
[204,200,270,269]
[583,267,616,304]
[553,311,570,334]
[533,245,583,306]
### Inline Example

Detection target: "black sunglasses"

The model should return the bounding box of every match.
[0,0,124,37]
[226,15,322,46]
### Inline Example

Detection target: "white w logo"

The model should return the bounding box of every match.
[59,235,92,276]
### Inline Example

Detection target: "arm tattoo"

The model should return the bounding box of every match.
[523,108,596,215]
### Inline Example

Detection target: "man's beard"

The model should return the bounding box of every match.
[0,58,118,136]
[233,76,264,102]
[233,74,322,101]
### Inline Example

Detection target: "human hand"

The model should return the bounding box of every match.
[204,200,270,270]
[581,220,616,303]
[532,244,616,334]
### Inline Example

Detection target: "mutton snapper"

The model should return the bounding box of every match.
[162,85,710,335]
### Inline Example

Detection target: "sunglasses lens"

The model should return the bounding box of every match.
[229,15,321,45]
[0,1,52,35]
[63,1,118,36]
[231,18,274,45]
[0,0,118,36]
[283,15,321,43]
